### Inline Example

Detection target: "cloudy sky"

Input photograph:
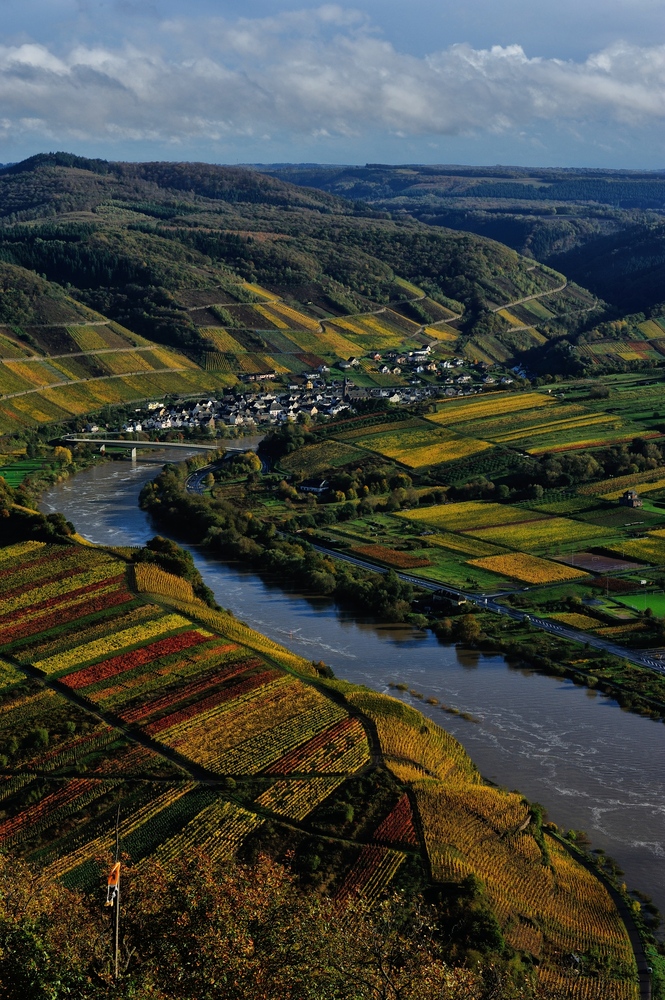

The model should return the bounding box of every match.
[1,0,664,168]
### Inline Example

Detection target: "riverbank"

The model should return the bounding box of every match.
[139,452,665,724]
[39,456,665,922]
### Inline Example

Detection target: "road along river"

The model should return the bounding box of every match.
[41,453,665,915]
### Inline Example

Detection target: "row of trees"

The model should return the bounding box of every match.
[140,461,415,620]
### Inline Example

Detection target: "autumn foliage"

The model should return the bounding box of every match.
[0,849,511,1000]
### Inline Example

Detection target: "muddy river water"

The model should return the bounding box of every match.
[41,452,665,913]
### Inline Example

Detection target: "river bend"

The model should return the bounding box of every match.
[40,454,665,914]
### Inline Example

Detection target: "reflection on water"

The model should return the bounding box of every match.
[42,456,665,913]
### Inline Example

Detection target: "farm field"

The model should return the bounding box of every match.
[0,368,237,434]
[0,532,639,996]
[468,516,612,552]
[397,501,547,532]
[347,423,492,469]
[613,593,665,616]
[469,552,589,584]
[279,440,367,477]
[605,535,665,565]
[354,497,645,586]
[427,390,647,455]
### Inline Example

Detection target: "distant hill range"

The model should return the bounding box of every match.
[259,164,665,313]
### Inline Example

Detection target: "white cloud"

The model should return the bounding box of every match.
[0,8,663,150]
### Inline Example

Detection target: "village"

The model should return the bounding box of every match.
[109,352,527,434]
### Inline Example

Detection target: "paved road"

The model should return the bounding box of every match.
[300,539,665,677]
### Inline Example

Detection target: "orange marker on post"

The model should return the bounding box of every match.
[105,861,120,907]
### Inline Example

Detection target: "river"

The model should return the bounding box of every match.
[41,452,665,915]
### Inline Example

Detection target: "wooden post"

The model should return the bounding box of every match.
[105,862,121,978]
[113,873,120,980]
[105,806,121,980]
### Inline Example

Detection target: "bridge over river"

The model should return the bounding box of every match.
[60,436,244,460]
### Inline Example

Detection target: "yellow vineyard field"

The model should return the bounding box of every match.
[34,612,194,674]
[399,501,545,532]
[68,325,109,350]
[537,967,637,1000]
[605,533,665,564]
[161,597,318,676]
[550,612,604,629]
[152,799,263,866]
[3,361,57,387]
[445,402,588,440]
[132,564,196,602]
[284,328,361,358]
[100,352,158,375]
[491,413,617,445]
[265,303,321,332]
[201,329,247,352]
[347,691,479,785]
[253,304,289,329]
[496,308,524,326]
[150,347,198,370]
[470,516,608,551]
[255,776,345,822]
[242,281,279,301]
[423,324,458,341]
[414,783,635,987]
[601,476,665,500]
[397,437,490,468]
[638,320,665,339]
[349,427,491,469]
[428,392,554,425]
[470,553,589,584]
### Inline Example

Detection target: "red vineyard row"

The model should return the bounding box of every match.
[264,716,361,774]
[119,652,251,724]
[62,629,212,690]
[0,548,71,586]
[145,667,279,735]
[0,584,133,646]
[0,778,96,841]
[373,794,418,846]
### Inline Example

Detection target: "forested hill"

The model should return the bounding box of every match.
[259,163,665,211]
[260,163,665,313]
[0,152,585,359]
[0,152,344,218]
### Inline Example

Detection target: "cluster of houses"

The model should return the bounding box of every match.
[89,354,525,436]
[338,351,517,390]
[242,348,520,389]
[108,390,352,434]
